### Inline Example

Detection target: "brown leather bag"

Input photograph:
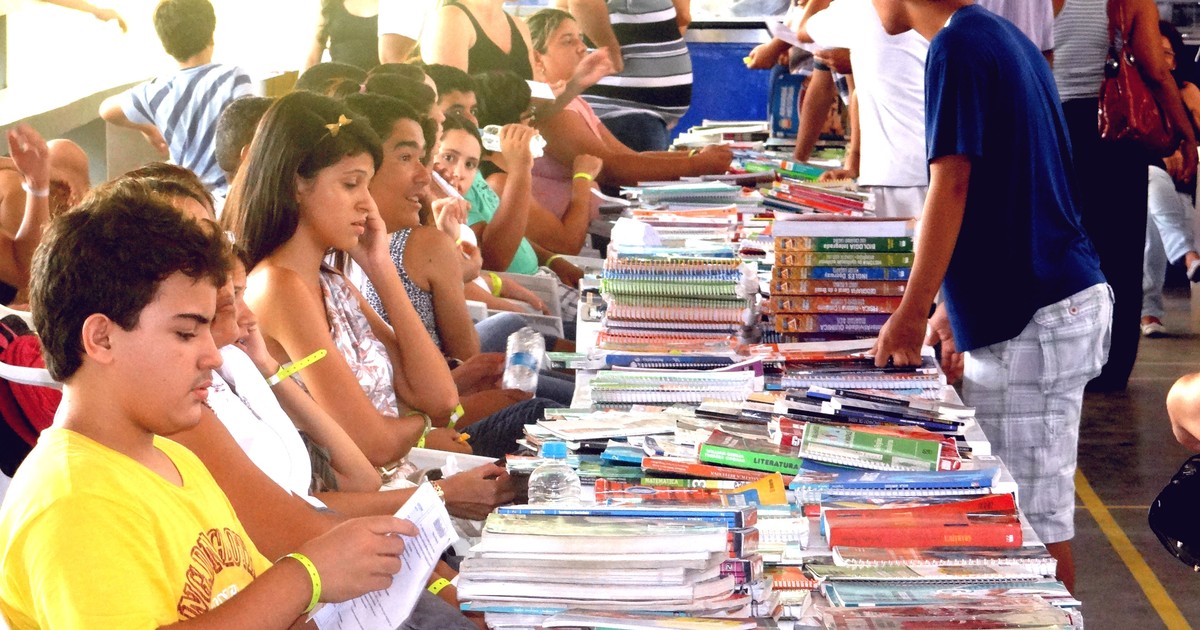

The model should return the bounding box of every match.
[1098,0,1179,156]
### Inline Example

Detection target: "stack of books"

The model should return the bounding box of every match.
[761,179,872,216]
[597,244,757,354]
[766,217,914,343]
[456,508,755,627]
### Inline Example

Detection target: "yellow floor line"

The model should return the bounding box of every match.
[1076,471,1192,630]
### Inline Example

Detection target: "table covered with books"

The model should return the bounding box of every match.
[452,145,1084,630]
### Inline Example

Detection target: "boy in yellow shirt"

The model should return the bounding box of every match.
[0,181,415,628]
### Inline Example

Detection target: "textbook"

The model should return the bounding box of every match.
[820,598,1081,629]
[473,513,730,555]
[822,579,1078,609]
[772,216,914,238]
[786,421,961,472]
[776,251,915,268]
[832,545,1057,576]
[770,278,907,297]
[769,295,903,315]
[495,503,758,528]
[822,495,1022,549]
[771,266,911,282]
[641,456,776,483]
[788,466,998,496]
[542,612,756,630]
[697,429,808,476]
[456,574,736,602]
[774,236,914,253]
[805,560,1047,582]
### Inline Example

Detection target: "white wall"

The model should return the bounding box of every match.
[1,0,318,123]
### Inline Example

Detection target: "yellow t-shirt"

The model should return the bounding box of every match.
[0,429,273,629]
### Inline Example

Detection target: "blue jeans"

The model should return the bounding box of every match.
[599,112,671,152]
[475,313,575,405]
[464,398,552,459]
[1143,165,1196,320]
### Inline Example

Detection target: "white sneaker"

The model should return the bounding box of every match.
[1142,318,1167,337]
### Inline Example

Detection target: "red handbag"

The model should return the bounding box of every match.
[1098,0,1178,156]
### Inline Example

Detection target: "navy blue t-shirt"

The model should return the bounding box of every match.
[926,4,1104,352]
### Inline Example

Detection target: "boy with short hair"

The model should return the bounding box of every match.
[0,183,412,627]
[423,63,478,124]
[99,0,252,196]
[869,0,1110,591]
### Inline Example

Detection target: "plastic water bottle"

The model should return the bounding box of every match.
[527,441,581,504]
[502,327,543,394]
[480,124,547,158]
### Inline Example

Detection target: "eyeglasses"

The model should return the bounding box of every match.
[1148,454,1200,572]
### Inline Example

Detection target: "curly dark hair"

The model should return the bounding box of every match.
[31,179,231,381]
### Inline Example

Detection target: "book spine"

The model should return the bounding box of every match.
[697,442,806,475]
[770,279,907,297]
[774,313,891,334]
[773,266,911,281]
[640,456,772,482]
[774,236,914,253]
[639,476,745,490]
[721,555,766,585]
[776,252,914,268]
[826,522,1024,548]
[729,527,761,558]
[770,296,904,315]
[592,478,726,504]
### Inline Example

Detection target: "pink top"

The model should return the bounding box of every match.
[531,97,603,221]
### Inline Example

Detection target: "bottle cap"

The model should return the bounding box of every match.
[540,441,568,459]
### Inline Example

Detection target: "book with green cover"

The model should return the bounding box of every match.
[698,429,807,475]
[799,423,944,472]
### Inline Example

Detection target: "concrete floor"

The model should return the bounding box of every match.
[1075,286,1200,629]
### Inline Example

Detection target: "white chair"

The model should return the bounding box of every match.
[0,305,33,330]
[0,361,59,390]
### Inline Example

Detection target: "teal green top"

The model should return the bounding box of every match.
[464,171,539,275]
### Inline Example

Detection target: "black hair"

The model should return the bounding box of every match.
[215,96,275,179]
[440,111,482,150]
[344,93,437,159]
[153,0,217,62]
[295,62,367,94]
[472,71,532,127]
[31,179,231,381]
[1160,20,1191,88]
[424,64,474,99]
[362,74,437,114]
[222,91,382,269]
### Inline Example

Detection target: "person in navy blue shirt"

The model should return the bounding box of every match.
[870,0,1110,592]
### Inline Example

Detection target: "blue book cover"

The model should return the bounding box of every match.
[495,503,757,528]
[788,467,998,492]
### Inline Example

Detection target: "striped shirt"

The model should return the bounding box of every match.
[1051,0,1109,102]
[119,64,254,194]
[582,0,692,128]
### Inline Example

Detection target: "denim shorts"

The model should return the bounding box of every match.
[962,283,1113,543]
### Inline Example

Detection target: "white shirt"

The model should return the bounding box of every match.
[806,0,930,189]
[208,346,314,499]
[378,0,439,39]
[976,0,1054,52]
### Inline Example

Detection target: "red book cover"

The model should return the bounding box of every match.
[640,456,772,483]
[824,495,1022,548]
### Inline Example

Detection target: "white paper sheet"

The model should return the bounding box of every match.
[313,483,458,629]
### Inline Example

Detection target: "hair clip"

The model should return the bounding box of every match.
[325,114,353,137]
